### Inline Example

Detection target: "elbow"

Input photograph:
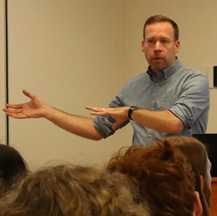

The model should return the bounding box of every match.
[93,136,103,141]
[169,119,184,134]
[92,133,103,141]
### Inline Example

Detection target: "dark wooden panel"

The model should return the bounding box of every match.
[210,178,217,216]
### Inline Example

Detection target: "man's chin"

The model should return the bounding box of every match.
[150,60,166,68]
[151,65,165,73]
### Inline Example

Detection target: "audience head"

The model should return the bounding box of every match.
[163,136,211,216]
[0,164,149,216]
[0,144,28,197]
[107,140,202,216]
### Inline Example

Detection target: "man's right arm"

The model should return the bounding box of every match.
[3,89,103,141]
[44,106,103,140]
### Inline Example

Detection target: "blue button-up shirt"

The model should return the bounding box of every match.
[93,59,210,146]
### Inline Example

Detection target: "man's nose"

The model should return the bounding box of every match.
[154,41,162,52]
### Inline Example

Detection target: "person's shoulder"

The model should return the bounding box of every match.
[127,72,149,84]
[117,72,149,95]
[179,65,209,90]
[179,65,207,80]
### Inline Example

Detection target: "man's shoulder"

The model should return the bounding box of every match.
[117,72,150,96]
[176,65,209,92]
[127,72,149,83]
[177,64,207,80]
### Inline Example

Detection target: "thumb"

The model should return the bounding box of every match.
[22,89,34,100]
[112,121,119,131]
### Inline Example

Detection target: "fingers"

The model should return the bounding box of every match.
[3,107,28,118]
[85,106,125,130]
[85,106,106,112]
[85,106,107,116]
[3,108,23,113]
[4,112,27,119]
[22,89,34,99]
[112,121,119,131]
[4,104,23,109]
[3,104,25,119]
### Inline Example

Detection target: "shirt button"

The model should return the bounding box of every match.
[156,82,158,85]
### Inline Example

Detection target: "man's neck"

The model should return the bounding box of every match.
[150,57,177,77]
[150,69,160,77]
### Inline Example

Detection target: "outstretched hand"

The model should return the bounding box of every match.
[85,106,129,131]
[3,89,47,119]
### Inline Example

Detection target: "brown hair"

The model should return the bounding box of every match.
[162,136,210,216]
[107,141,195,216]
[0,164,149,216]
[143,15,179,41]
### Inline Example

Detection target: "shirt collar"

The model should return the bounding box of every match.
[147,58,182,82]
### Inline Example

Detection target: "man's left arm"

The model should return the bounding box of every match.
[130,109,184,133]
[86,106,183,133]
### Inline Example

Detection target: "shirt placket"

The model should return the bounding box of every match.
[147,81,160,143]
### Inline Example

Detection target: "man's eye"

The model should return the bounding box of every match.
[161,40,169,44]
[147,40,154,43]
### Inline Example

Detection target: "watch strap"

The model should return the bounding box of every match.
[128,106,140,120]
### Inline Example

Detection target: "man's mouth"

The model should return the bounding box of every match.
[154,57,163,61]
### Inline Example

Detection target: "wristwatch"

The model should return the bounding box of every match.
[128,106,140,120]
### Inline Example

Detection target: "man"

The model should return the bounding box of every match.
[3,15,209,146]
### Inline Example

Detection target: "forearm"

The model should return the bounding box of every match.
[131,109,184,133]
[43,105,103,140]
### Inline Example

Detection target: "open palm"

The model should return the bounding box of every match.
[3,90,47,119]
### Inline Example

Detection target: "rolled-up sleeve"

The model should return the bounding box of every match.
[92,96,130,138]
[170,73,210,130]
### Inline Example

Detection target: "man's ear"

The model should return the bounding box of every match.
[194,191,203,216]
[141,40,145,52]
[175,40,180,54]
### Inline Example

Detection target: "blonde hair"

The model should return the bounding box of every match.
[0,164,149,216]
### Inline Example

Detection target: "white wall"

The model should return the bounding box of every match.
[0,1,6,144]
[7,0,132,170]
[3,0,217,170]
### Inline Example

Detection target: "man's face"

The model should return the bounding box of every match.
[141,22,180,76]
[203,159,212,207]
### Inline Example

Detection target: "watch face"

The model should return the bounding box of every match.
[128,106,139,120]
[130,106,138,110]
